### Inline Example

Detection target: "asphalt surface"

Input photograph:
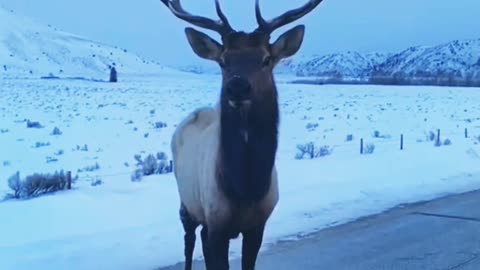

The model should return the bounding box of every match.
[158,190,480,270]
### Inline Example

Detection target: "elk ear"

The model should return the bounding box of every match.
[271,25,305,61]
[185,27,223,61]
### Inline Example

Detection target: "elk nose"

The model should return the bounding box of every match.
[226,76,252,101]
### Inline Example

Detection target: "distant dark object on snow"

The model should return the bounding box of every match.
[109,66,118,83]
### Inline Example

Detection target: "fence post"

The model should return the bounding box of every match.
[465,128,468,138]
[436,129,441,146]
[400,134,404,150]
[67,171,72,190]
[360,138,364,154]
[169,160,174,173]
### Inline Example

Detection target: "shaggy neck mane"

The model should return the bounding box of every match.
[218,87,279,206]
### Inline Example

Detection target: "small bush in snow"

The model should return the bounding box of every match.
[131,168,144,182]
[6,170,70,199]
[134,154,143,165]
[8,172,22,199]
[154,122,167,129]
[131,152,172,182]
[156,153,171,175]
[305,122,319,131]
[22,171,69,198]
[346,134,354,142]
[296,142,315,159]
[27,120,43,129]
[363,143,375,154]
[317,145,333,157]
[75,144,88,151]
[372,130,391,139]
[0,129,9,134]
[91,178,103,187]
[156,152,168,160]
[434,138,452,147]
[46,156,58,163]
[78,163,100,173]
[295,142,332,159]
[3,160,10,166]
[428,131,436,142]
[34,142,51,148]
[51,127,62,135]
[142,154,158,176]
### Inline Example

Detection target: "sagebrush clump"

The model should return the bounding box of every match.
[363,143,375,154]
[295,142,333,159]
[434,138,452,147]
[77,163,100,173]
[131,152,172,182]
[6,170,71,199]
[154,122,167,129]
[51,127,62,135]
[27,120,43,129]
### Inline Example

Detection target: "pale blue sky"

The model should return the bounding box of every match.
[1,0,479,66]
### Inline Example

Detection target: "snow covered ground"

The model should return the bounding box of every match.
[1,74,480,270]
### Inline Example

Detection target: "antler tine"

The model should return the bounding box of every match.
[255,0,324,34]
[255,0,268,31]
[215,0,232,30]
[161,0,234,36]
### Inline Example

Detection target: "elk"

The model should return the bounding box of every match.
[161,0,324,269]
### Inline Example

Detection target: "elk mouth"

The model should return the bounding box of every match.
[228,99,252,109]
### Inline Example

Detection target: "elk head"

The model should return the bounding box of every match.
[161,0,324,109]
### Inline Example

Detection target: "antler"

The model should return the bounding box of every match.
[161,0,234,36]
[255,0,324,34]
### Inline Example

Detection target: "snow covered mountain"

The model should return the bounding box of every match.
[0,6,174,79]
[281,38,480,85]
[373,39,480,82]
[279,52,389,79]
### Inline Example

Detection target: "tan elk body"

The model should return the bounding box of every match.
[172,106,279,229]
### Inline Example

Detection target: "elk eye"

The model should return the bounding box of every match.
[262,56,272,68]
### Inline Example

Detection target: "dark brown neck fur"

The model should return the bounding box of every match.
[218,85,279,206]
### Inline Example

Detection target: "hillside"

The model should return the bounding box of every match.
[372,39,480,85]
[0,6,175,79]
[284,38,480,86]
[280,52,388,80]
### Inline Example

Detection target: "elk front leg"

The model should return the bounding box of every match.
[207,228,230,270]
[241,224,265,270]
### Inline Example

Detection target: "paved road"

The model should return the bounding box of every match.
[159,190,480,270]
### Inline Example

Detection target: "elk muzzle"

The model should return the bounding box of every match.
[225,76,252,108]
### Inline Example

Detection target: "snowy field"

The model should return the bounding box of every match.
[1,73,480,270]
